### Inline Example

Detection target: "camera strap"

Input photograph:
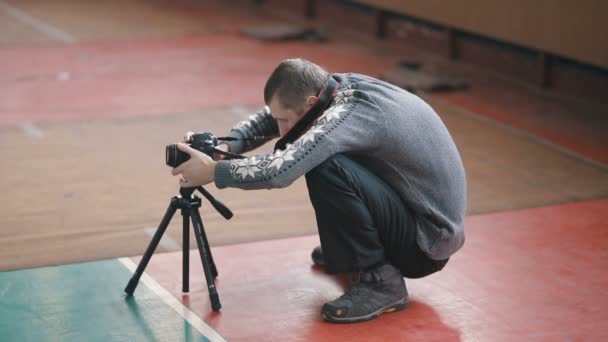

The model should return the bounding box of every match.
[273,75,340,152]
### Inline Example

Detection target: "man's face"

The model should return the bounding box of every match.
[269,95,317,136]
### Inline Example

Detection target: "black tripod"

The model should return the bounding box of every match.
[124,186,233,311]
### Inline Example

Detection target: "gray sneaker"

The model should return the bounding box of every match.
[321,264,408,323]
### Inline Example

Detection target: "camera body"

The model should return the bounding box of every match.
[166,132,218,168]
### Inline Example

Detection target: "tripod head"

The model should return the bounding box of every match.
[180,186,233,220]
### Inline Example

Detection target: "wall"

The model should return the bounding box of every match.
[357,0,608,69]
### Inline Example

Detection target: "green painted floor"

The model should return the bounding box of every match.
[0,259,213,342]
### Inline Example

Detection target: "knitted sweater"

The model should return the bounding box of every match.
[215,73,466,260]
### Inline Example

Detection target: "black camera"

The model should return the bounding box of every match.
[166,132,218,168]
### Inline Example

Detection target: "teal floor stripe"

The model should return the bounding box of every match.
[0,260,211,342]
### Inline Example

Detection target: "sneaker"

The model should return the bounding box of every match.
[321,264,408,323]
[311,245,325,267]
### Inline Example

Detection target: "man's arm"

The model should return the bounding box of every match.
[214,88,388,190]
[173,106,280,187]
[223,106,280,155]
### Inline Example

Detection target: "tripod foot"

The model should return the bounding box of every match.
[124,277,139,296]
[211,293,221,311]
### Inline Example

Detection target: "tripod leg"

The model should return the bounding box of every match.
[125,202,178,295]
[199,219,218,278]
[182,211,190,293]
[190,207,221,311]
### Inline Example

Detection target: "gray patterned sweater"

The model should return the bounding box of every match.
[215,73,466,260]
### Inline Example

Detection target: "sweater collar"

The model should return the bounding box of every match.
[274,76,340,152]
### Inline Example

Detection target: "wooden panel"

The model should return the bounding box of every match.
[356,0,608,69]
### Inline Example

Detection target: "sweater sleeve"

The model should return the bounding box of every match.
[214,88,387,190]
[224,106,280,155]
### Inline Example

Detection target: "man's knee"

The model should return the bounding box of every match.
[306,154,352,184]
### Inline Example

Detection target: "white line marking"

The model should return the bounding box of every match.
[426,94,608,171]
[144,227,182,252]
[230,105,252,118]
[57,72,71,81]
[0,1,75,43]
[0,283,10,298]
[19,122,44,139]
[118,257,227,342]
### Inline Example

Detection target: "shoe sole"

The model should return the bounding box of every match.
[321,296,409,324]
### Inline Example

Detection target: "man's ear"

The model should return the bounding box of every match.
[306,95,317,108]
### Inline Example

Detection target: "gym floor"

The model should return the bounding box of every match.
[0,0,606,341]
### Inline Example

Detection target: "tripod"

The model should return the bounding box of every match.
[124,186,233,311]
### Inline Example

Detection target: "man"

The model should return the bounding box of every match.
[172,58,466,323]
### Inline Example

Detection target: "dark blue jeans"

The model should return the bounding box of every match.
[305,154,448,278]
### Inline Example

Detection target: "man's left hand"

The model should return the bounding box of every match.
[171,143,217,188]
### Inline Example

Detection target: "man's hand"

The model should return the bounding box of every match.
[171,143,217,188]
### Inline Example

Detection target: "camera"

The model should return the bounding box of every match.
[166,132,218,168]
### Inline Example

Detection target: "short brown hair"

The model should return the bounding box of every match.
[264,58,329,111]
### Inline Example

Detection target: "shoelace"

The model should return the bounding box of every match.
[343,281,363,299]
[343,269,384,299]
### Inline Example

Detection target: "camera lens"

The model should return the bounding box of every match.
[166,144,176,167]
[166,144,190,168]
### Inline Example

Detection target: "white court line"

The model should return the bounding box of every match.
[0,283,10,298]
[118,258,227,342]
[0,1,75,43]
[230,105,252,118]
[19,122,44,139]
[144,227,182,252]
[57,71,71,81]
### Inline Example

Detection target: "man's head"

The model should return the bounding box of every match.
[264,58,330,136]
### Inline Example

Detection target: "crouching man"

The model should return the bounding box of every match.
[172,58,466,323]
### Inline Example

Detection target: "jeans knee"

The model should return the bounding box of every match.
[306,154,350,183]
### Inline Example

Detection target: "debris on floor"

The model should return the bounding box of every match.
[381,62,470,93]
[240,23,327,42]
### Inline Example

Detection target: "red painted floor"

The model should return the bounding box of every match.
[435,92,608,165]
[134,199,608,341]
[0,33,391,127]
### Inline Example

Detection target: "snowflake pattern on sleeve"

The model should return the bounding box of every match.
[234,114,257,130]
[228,88,356,181]
[234,156,262,179]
